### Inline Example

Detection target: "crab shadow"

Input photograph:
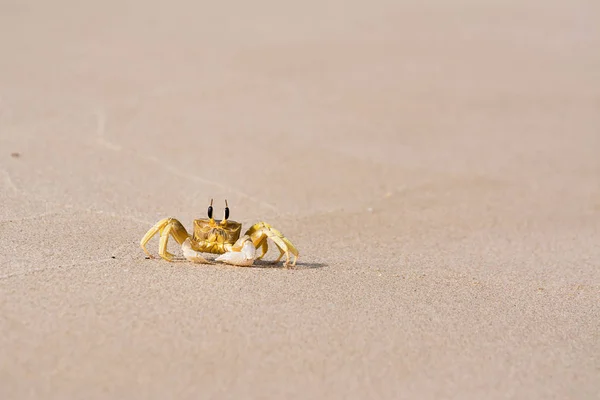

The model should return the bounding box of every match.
[155,257,326,270]
[249,260,327,270]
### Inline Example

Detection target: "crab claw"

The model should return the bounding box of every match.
[216,238,256,266]
[182,238,210,263]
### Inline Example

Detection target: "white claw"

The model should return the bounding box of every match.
[216,240,256,266]
[182,238,210,263]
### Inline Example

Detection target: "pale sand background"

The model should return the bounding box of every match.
[1,0,599,399]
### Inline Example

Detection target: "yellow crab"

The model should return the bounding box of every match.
[140,200,299,267]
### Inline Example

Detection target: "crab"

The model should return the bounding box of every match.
[140,200,299,267]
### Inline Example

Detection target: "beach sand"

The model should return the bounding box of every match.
[1,1,599,398]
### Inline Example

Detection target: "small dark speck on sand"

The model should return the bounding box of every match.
[111,256,116,259]
[145,256,151,259]
[11,152,20,158]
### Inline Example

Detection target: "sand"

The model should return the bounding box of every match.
[1,1,599,399]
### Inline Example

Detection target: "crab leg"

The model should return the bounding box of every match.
[255,237,269,260]
[140,218,169,258]
[158,223,177,261]
[254,237,286,264]
[273,247,286,264]
[266,235,293,266]
[140,217,190,261]
[247,222,299,267]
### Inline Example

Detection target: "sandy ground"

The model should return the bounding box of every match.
[1,1,599,399]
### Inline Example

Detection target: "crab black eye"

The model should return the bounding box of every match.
[224,199,229,220]
[208,199,213,219]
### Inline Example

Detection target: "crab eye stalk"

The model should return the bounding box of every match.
[207,199,214,219]
[224,199,229,220]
